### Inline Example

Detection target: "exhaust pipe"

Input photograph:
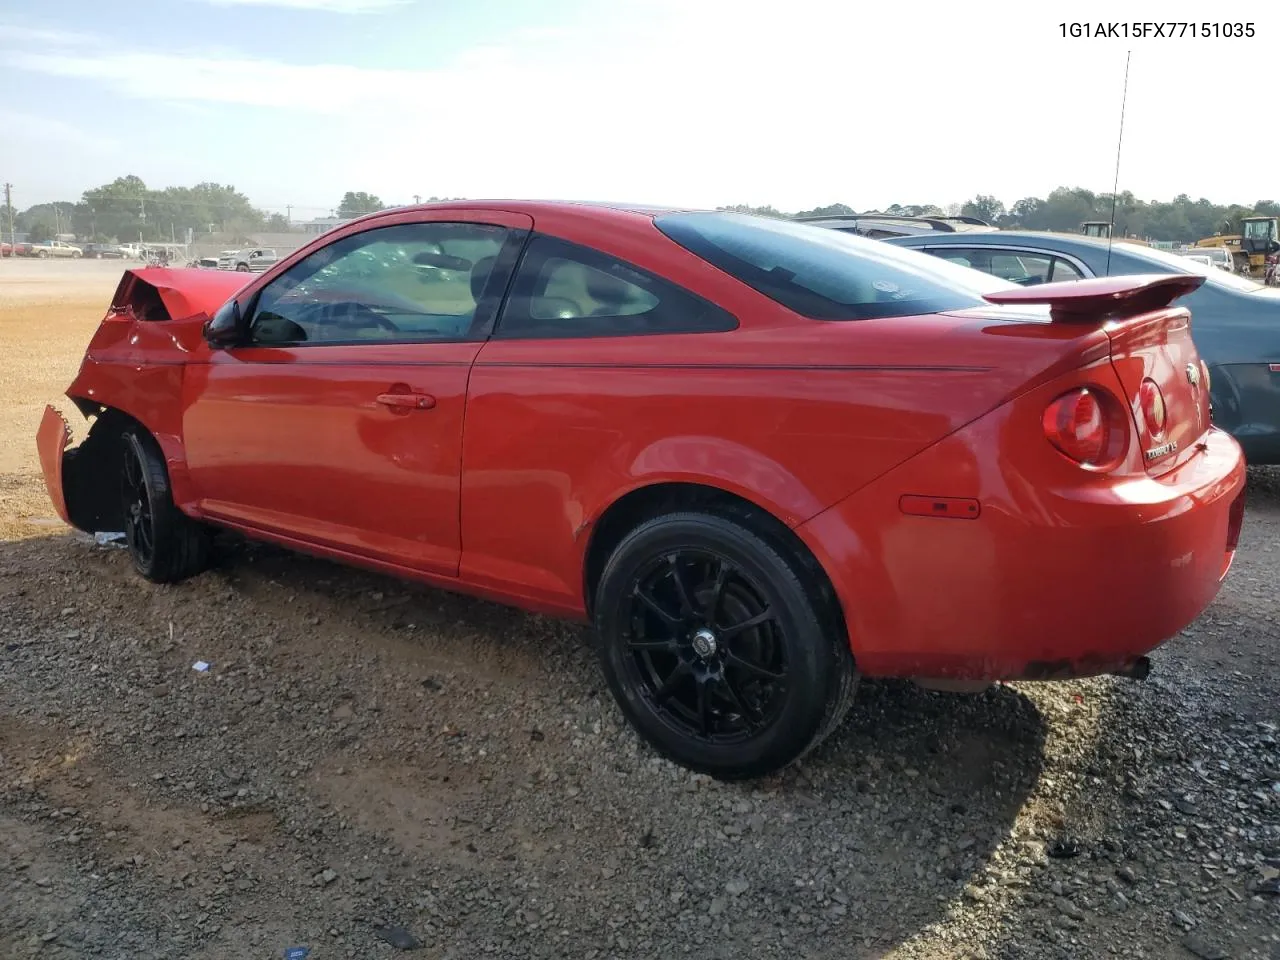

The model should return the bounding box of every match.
[1110,656,1151,681]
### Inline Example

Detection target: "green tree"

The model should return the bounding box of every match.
[28,221,54,243]
[793,202,856,218]
[337,192,385,218]
[266,212,291,230]
[960,194,1006,223]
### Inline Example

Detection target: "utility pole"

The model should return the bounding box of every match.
[3,183,14,248]
[139,194,146,243]
[412,194,421,205]
[285,204,292,223]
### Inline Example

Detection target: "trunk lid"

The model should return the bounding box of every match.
[983,273,1210,476]
[1104,309,1210,476]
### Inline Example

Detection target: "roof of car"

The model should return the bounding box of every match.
[884,230,1134,253]
[384,199,697,220]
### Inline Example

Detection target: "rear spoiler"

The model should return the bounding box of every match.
[983,274,1205,322]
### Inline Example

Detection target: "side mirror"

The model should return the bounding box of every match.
[204,299,243,348]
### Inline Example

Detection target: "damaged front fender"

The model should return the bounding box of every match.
[37,406,73,526]
[36,404,128,534]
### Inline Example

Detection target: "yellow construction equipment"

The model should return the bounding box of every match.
[1195,216,1278,277]
[1080,221,1151,245]
[1240,216,1280,277]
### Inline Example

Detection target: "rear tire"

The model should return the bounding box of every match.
[120,428,210,583]
[593,511,857,780]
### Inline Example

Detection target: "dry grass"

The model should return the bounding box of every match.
[0,260,125,539]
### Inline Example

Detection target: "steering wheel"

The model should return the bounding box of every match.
[306,300,401,333]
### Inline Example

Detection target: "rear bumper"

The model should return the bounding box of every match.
[797,426,1247,682]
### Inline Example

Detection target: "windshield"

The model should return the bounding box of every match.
[655,212,1020,320]
[1114,242,1263,292]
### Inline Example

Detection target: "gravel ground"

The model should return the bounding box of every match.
[0,467,1276,959]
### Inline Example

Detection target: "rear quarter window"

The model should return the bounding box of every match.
[655,212,1016,320]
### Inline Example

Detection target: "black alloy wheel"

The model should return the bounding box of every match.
[119,428,211,583]
[622,548,788,745]
[594,511,857,779]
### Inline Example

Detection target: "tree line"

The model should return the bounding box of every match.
[4,178,407,244]
[720,188,1280,243]
[9,177,1279,245]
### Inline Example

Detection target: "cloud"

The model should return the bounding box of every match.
[192,0,410,11]
[0,108,119,153]
[0,24,94,45]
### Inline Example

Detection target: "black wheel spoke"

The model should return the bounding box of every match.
[627,636,676,651]
[695,678,711,735]
[635,587,681,628]
[653,661,692,702]
[726,651,785,681]
[717,673,762,728]
[720,608,773,641]
[706,560,730,623]
[666,555,695,619]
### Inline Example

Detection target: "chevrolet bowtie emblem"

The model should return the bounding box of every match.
[1186,363,1201,387]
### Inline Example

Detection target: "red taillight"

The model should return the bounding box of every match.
[1138,378,1167,437]
[1042,386,1126,468]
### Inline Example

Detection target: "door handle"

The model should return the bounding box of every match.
[376,392,436,410]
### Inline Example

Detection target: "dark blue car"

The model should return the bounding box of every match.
[881,231,1280,464]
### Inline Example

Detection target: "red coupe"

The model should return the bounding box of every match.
[37,201,1247,779]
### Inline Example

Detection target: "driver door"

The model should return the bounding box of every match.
[182,211,532,576]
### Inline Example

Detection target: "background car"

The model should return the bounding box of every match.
[30,240,82,258]
[882,230,1280,464]
[80,243,126,260]
[232,247,278,272]
[794,212,997,239]
[38,203,1245,780]
[1180,245,1234,272]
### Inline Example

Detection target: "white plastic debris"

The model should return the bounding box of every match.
[192,661,210,673]
[93,531,127,546]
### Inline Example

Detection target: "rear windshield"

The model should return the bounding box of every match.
[654,211,1017,320]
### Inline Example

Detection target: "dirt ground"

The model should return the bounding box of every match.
[1,260,1278,959]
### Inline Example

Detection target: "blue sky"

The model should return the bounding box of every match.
[3,0,1279,217]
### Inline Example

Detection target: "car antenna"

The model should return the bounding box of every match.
[1105,49,1132,277]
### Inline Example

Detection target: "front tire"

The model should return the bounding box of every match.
[236,263,250,272]
[120,428,210,583]
[594,511,857,780]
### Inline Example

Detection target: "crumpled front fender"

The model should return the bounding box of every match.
[35,403,127,534]
[36,405,73,526]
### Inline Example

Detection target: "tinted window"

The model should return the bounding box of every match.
[496,235,737,339]
[655,212,1014,320]
[248,222,510,345]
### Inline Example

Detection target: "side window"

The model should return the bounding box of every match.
[989,252,1052,284]
[247,222,510,345]
[932,248,1076,286]
[495,235,737,339]
[1049,257,1084,281]
[936,250,978,270]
